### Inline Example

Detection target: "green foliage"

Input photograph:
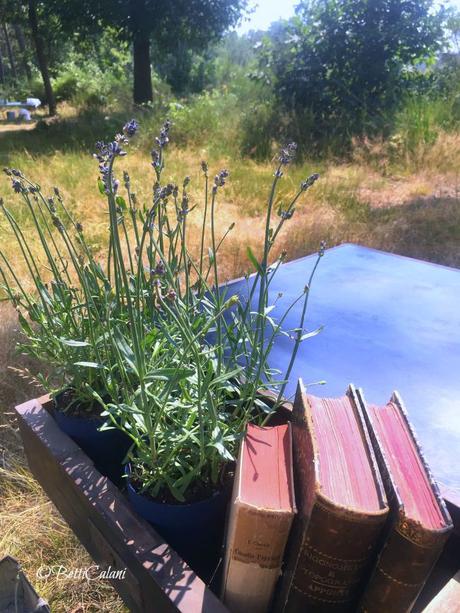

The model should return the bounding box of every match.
[396,95,457,149]
[166,90,241,152]
[46,0,249,102]
[144,27,261,96]
[258,0,445,152]
[239,95,278,160]
[51,30,131,108]
[155,43,216,95]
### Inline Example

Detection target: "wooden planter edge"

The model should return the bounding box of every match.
[15,395,229,613]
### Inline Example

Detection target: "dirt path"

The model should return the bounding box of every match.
[0,121,37,134]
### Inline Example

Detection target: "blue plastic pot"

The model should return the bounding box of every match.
[54,410,131,485]
[125,464,230,577]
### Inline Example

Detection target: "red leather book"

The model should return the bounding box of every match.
[221,423,296,613]
[357,390,453,613]
[275,381,389,612]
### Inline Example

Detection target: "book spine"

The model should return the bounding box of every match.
[278,499,386,612]
[355,388,453,612]
[223,503,294,613]
[358,521,450,612]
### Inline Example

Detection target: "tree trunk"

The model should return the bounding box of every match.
[130,0,153,104]
[13,23,32,82]
[28,0,56,115]
[2,23,17,80]
[0,46,4,85]
[133,32,153,104]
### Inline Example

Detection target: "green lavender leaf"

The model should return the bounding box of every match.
[60,339,90,347]
[246,245,262,273]
[74,361,106,369]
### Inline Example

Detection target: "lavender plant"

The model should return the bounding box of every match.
[0,172,116,413]
[0,119,323,502]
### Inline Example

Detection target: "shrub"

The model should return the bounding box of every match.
[167,90,241,152]
[257,0,444,152]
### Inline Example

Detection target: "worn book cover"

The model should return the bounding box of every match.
[357,390,453,613]
[275,381,389,612]
[221,423,296,613]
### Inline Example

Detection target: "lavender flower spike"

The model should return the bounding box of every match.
[123,119,139,138]
[279,142,297,165]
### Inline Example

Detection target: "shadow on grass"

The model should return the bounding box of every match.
[0,109,143,165]
[358,195,460,268]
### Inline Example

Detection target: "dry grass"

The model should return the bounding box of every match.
[0,115,459,610]
[0,461,127,612]
[0,304,127,611]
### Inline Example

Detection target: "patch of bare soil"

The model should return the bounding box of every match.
[0,121,38,134]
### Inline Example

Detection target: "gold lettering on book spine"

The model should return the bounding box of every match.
[293,539,365,603]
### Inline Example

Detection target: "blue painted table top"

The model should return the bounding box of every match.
[227,243,460,499]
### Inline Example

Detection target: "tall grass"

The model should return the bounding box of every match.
[390,94,460,167]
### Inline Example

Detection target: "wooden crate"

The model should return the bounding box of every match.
[15,396,229,613]
[15,396,460,613]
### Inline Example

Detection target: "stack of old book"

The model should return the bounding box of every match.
[221,381,453,613]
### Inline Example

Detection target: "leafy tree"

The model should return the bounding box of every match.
[28,0,56,114]
[155,42,212,96]
[51,0,248,104]
[261,0,445,149]
[0,0,60,114]
[444,7,460,54]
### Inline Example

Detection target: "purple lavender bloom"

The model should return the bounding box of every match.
[155,120,172,148]
[159,184,175,199]
[151,149,160,169]
[123,119,139,137]
[109,141,126,157]
[153,260,166,276]
[12,179,23,193]
[178,194,190,220]
[301,173,320,191]
[165,288,177,302]
[52,216,64,233]
[278,142,297,165]
[213,169,229,192]
[93,128,131,193]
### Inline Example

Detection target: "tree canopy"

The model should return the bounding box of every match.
[260,0,445,148]
[49,0,248,103]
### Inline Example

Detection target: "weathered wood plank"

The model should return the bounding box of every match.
[15,397,228,613]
